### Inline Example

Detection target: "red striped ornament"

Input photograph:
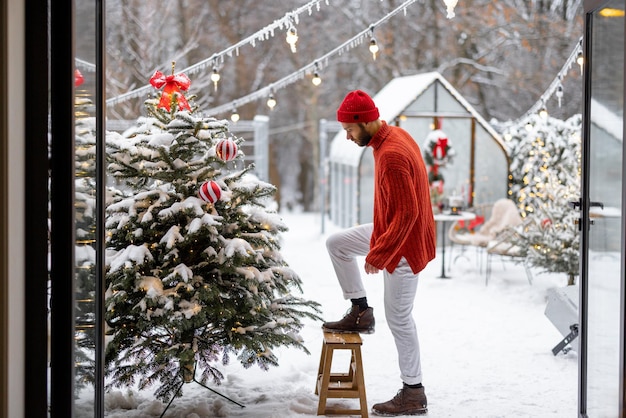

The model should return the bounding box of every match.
[199,181,222,203]
[216,138,238,162]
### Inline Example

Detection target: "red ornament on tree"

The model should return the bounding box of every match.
[75,69,84,87]
[199,181,221,203]
[216,138,238,162]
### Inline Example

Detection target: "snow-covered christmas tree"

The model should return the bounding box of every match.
[500,113,582,284]
[73,90,98,389]
[104,67,321,402]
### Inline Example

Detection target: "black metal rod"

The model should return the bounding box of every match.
[50,0,76,415]
[94,0,107,416]
[23,0,50,416]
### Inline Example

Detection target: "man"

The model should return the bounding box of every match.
[322,90,436,416]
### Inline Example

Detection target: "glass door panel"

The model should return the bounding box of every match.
[585,0,624,415]
[74,0,98,411]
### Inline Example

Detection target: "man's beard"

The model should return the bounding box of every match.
[355,124,371,147]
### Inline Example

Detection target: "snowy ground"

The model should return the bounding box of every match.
[78,211,580,417]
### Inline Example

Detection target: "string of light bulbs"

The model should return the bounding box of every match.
[106,0,330,107]
[516,36,584,124]
[207,0,420,119]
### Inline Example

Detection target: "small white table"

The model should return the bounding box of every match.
[433,211,477,279]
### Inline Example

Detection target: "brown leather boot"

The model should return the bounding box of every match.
[322,305,375,334]
[372,385,428,416]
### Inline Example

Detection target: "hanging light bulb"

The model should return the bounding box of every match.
[368,26,379,61]
[267,92,277,110]
[577,50,584,74]
[286,26,298,53]
[369,38,379,60]
[443,0,458,19]
[312,72,322,86]
[555,82,564,108]
[539,105,548,120]
[231,108,240,123]
[211,67,220,91]
[311,63,322,86]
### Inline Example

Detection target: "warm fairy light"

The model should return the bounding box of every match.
[267,94,277,110]
[369,38,379,60]
[286,26,298,53]
[211,68,220,91]
[231,108,240,123]
[443,0,458,18]
[599,8,625,17]
[555,83,564,107]
[311,72,322,86]
[577,51,584,74]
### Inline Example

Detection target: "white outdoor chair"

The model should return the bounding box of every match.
[485,217,535,286]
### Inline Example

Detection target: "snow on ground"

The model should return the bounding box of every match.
[78,211,579,417]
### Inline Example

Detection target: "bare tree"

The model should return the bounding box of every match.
[92,0,583,211]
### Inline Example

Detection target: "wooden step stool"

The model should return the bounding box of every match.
[315,331,368,417]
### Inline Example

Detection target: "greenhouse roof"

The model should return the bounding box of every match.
[330,71,504,166]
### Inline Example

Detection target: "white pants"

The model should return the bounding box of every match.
[326,223,422,385]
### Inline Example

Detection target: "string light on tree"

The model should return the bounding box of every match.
[539,102,549,120]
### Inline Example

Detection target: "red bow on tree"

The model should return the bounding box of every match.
[149,70,191,111]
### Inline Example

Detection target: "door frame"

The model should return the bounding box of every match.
[581,1,626,417]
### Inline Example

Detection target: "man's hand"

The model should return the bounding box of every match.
[364,262,380,274]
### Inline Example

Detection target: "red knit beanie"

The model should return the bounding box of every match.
[336,90,380,123]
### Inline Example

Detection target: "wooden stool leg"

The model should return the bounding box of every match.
[317,345,334,415]
[353,347,368,418]
[315,339,326,395]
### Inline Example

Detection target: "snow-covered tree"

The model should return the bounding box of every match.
[524,171,581,285]
[499,113,582,284]
[103,70,321,402]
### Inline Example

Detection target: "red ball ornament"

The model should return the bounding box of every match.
[199,181,222,203]
[216,138,238,162]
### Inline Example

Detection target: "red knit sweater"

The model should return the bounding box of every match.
[365,122,436,274]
